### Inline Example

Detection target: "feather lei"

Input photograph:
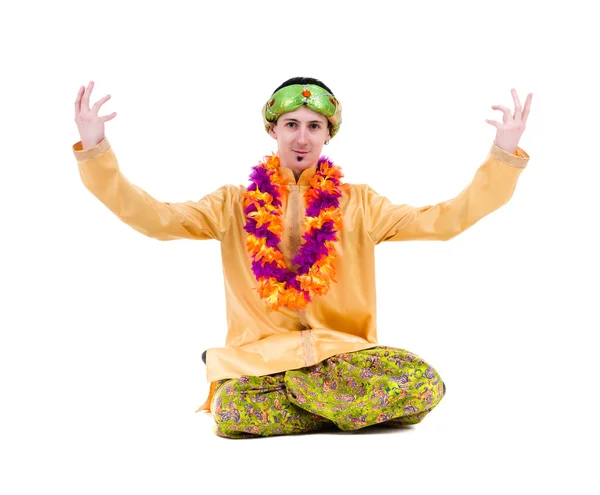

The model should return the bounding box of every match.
[242,154,343,311]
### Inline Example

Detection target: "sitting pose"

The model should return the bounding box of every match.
[72,77,532,438]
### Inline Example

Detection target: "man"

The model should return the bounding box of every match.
[73,77,532,438]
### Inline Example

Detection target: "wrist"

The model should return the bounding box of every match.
[494,140,517,155]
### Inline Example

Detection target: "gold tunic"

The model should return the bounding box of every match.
[72,138,530,411]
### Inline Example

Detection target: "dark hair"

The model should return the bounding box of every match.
[272,76,335,96]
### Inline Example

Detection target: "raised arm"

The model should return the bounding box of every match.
[73,138,235,240]
[73,81,235,241]
[364,143,530,243]
[365,88,533,244]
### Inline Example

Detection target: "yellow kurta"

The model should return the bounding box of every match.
[72,138,530,411]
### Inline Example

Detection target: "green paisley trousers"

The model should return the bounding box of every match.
[210,346,446,439]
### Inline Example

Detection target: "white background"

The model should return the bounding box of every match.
[1,0,598,493]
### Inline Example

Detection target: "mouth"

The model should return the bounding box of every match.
[292,150,310,162]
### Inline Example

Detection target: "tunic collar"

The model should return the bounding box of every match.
[277,165,317,186]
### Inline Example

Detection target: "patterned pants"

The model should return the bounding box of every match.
[210,346,446,439]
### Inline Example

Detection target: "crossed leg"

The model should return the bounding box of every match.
[211,346,446,438]
[211,373,336,439]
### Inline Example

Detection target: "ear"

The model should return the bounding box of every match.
[268,122,278,140]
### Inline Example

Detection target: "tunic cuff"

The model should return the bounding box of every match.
[489,142,530,169]
[72,137,111,162]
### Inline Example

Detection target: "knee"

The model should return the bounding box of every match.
[430,375,446,407]
[421,363,446,403]
[211,380,257,437]
[211,380,241,424]
[415,369,446,412]
[431,379,446,407]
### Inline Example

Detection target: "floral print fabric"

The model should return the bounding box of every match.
[210,345,445,439]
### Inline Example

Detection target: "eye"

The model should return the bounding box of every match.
[310,123,321,130]
[286,122,297,128]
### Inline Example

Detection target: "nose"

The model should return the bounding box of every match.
[297,127,307,145]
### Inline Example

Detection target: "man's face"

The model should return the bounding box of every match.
[268,105,331,174]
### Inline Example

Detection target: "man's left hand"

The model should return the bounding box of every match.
[485,88,533,155]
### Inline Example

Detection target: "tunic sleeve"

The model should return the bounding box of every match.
[73,137,235,241]
[364,142,530,244]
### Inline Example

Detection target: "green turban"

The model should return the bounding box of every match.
[262,84,342,139]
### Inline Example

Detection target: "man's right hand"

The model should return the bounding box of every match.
[74,81,117,150]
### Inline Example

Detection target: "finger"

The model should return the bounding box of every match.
[512,88,522,120]
[521,93,533,125]
[74,85,85,115]
[92,94,111,113]
[485,119,500,129]
[100,112,117,123]
[81,81,94,111]
[491,105,512,123]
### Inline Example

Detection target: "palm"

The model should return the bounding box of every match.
[485,88,532,153]
[74,81,116,148]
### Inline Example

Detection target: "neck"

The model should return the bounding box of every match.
[279,163,317,182]
[277,154,318,182]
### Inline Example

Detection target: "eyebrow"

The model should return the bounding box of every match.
[281,118,325,124]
